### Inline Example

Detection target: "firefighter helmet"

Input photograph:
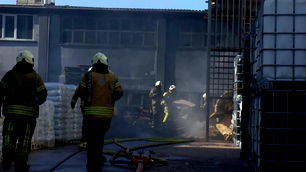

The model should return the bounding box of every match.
[155,81,161,87]
[202,93,206,99]
[169,85,176,91]
[16,50,34,65]
[92,52,108,66]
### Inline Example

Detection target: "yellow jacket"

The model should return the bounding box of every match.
[71,70,123,119]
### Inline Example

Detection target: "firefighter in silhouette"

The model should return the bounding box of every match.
[199,92,208,122]
[161,85,177,126]
[200,92,207,113]
[71,52,123,171]
[201,93,207,108]
[0,50,47,172]
[209,90,234,141]
[149,81,163,128]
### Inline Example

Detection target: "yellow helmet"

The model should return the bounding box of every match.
[16,50,34,65]
[92,52,108,65]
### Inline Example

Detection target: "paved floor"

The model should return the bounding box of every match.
[0,140,250,172]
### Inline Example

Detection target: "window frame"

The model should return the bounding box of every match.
[0,14,3,38]
[3,14,16,39]
[61,16,157,48]
[0,14,34,41]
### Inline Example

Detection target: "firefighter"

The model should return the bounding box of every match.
[161,85,177,125]
[209,90,234,141]
[71,52,123,171]
[200,92,207,111]
[199,92,208,122]
[0,50,47,172]
[149,81,163,128]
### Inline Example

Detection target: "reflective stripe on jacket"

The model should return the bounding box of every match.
[84,106,114,119]
[0,67,47,118]
[3,104,38,117]
[73,70,123,119]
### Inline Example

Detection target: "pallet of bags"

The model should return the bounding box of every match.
[31,101,55,151]
[43,83,83,145]
[60,84,83,142]
[45,83,67,144]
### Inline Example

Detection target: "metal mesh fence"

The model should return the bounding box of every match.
[206,0,261,140]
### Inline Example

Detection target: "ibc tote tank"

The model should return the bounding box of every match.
[253,0,306,82]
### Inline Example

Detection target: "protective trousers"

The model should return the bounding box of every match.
[83,118,111,171]
[2,117,36,172]
[151,102,162,128]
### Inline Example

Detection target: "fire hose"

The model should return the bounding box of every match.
[81,137,194,171]
[49,137,193,172]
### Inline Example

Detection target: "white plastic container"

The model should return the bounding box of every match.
[253,0,306,81]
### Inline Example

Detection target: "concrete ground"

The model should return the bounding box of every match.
[0,139,250,172]
[146,140,249,172]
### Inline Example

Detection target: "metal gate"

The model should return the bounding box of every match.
[206,0,261,141]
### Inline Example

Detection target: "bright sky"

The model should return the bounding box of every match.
[0,0,208,10]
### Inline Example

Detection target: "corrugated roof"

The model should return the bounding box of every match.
[0,4,207,14]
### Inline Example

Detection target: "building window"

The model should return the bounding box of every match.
[0,14,33,40]
[121,32,132,44]
[85,31,96,43]
[0,15,2,37]
[97,31,107,44]
[5,16,14,38]
[61,16,157,47]
[73,31,83,43]
[17,15,33,39]
[63,31,72,43]
[179,22,207,49]
[180,33,192,47]
[132,32,143,45]
[192,33,204,47]
[109,32,120,45]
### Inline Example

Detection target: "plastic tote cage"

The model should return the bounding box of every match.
[248,82,306,171]
[252,0,306,82]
